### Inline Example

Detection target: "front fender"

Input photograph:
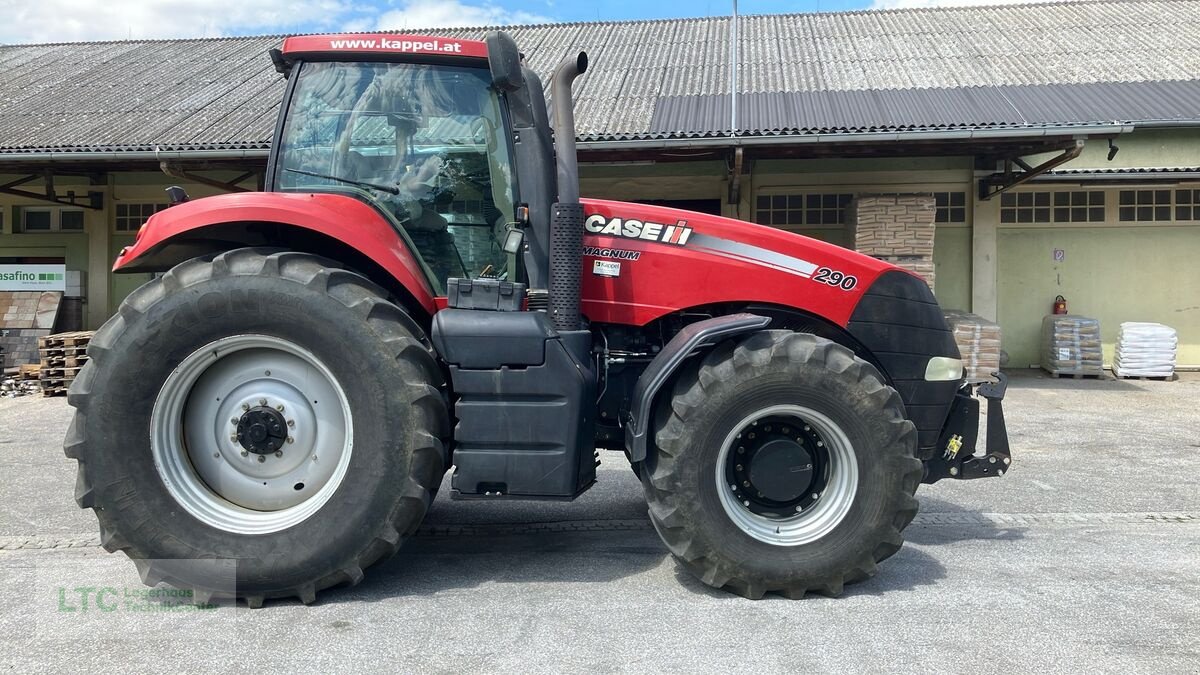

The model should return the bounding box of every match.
[114,192,437,314]
[625,313,772,462]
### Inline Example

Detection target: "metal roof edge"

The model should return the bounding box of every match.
[577,123,1137,151]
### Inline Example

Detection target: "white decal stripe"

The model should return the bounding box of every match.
[689,233,818,279]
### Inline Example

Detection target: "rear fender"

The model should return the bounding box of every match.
[114,192,437,315]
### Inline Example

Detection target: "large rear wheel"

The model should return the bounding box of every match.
[642,331,922,599]
[66,248,449,606]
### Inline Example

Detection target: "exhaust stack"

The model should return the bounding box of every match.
[547,51,588,332]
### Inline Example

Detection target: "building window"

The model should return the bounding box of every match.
[17,207,85,232]
[934,192,966,223]
[1175,189,1200,221]
[1119,190,1173,222]
[755,193,853,227]
[1002,190,1106,223]
[115,203,167,232]
[1053,191,1106,222]
[1000,191,1051,223]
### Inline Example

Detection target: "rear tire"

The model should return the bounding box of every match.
[65,248,449,606]
[641,331,921,599]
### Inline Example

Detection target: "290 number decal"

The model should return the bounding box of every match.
[813,267,858,290]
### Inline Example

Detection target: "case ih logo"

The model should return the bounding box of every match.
[584,215,693,246]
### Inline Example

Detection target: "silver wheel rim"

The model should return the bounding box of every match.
[715,404,858,546]
[151,335,353,535]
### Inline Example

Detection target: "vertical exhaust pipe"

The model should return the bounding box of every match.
[548,51,588,332]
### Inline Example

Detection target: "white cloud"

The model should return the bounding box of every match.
[373,0,550,30]
[872,0,1084,8]
[0,0,548,45]
[1,0,350,44]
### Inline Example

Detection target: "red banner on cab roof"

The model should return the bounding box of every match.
[281,34,489,58]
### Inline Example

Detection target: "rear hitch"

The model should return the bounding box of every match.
[922,372,1012,484]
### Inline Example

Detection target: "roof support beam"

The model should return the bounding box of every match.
[978,140,1085,201]
[0,171,103,209]
[159,161,254,193]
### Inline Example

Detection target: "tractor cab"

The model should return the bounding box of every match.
[268,33,560,298]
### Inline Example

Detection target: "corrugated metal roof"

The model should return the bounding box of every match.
[0,0,1197,154]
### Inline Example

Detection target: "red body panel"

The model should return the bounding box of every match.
[113,192,437,315]
[115,193,905,329]
[577,199,899,328]
[281,34,489,59]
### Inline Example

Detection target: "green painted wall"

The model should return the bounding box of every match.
[933,225,972,311]
[998,225,1200,368]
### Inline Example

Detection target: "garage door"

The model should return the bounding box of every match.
[997,187,1200,369]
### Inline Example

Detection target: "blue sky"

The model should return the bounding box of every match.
[2,0,1037,44]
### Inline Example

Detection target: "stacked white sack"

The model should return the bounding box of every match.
[1113,322,1177,378]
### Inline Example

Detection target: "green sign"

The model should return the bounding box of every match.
[0,264,67,292]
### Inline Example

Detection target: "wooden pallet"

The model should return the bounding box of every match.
[1045,371,1105,380]
[38,345,87,357]
[37,331,94,349]
[39,366,83,379]
[18,364,42,381]
[1114,374,1174,381]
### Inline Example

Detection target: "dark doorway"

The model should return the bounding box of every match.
[635,199,723,216]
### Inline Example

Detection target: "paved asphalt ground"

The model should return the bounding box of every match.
[1,370,1197,673]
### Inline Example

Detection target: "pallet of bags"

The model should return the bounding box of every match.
[1113,322,1177,379]
[1041,315,1103,378]
[943,310,1001,383]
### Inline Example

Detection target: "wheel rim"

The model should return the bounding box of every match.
[151,335,353,535]
[715,404,858,546]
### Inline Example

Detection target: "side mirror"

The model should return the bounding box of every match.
[485,31,523,93]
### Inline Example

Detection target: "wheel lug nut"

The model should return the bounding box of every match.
[287,420,295,428]
[811,492,819,500]
[275,451,282,458]
[782,426,790,434]
[231,418,239,426]
[259,398,267,406]
[737,447,745,454]
[736,464,743,471]
[242,403,250,411]
[817,441,824,447]
[764,425,772,432]
[213,452,220,458]
[742,480,750,487]
[748,432,755,439]
[276,404,284,412]
[287,437,294,444]
[241,451,248,457]
[230,434,237,443]
[804,425,810,431]
[257,455,266,463]
[742,500,750,507]
[795,505,803,513]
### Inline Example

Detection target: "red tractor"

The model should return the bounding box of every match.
[66,32,1010,605]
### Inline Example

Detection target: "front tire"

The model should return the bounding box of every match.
[65,249,449,606]
[642,331,922,599]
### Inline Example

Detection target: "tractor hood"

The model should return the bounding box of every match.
[578,198,908,327]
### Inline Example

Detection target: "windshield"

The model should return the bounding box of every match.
[274,61,517,293]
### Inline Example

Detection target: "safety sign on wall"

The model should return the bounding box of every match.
[0,265,67,292]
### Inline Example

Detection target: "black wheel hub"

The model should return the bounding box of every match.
[727,415,830,518]
[236,406,288,455]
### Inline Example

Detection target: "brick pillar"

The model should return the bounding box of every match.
[849,194,936,291]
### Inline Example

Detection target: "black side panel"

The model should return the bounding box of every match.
[847,271,960,455]
[433,311,597,499]
[512,67,556,291]
[431,309,554,369]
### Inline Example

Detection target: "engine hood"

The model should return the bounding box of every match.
[578,198,911,327]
